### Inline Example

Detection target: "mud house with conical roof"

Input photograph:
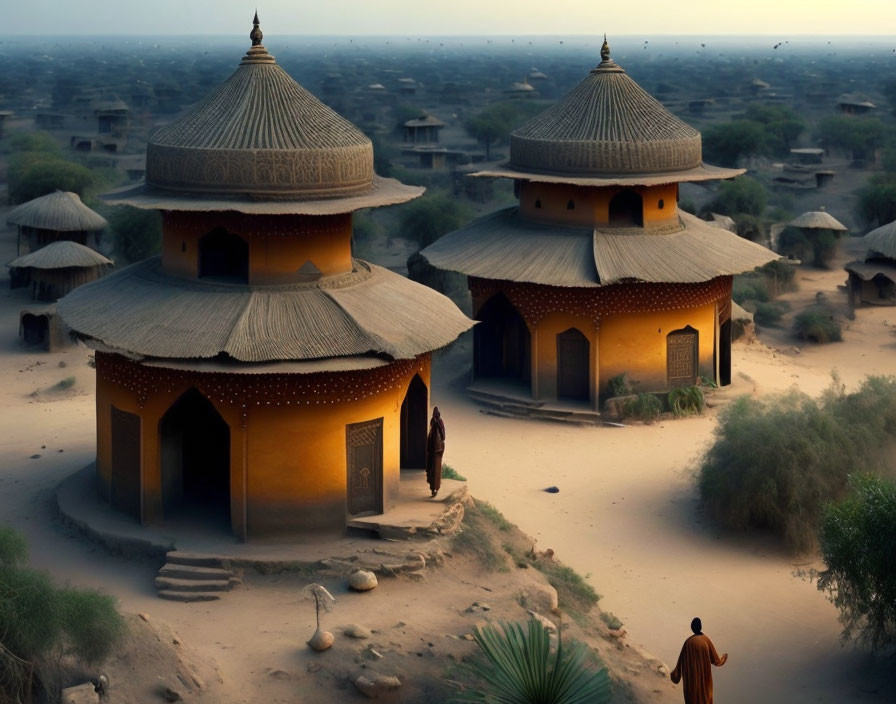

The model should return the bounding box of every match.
[846,220,896,306]
[58,17,472,540]
[7,190,108,257]
[422,39,777,413]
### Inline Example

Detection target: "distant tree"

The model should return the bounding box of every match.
[366,132,396,177]
[742,103,806,157]
[2,130,61,156]
[702,120,765,167]
[817,116,891,162]
[706,176,767,217]
[856,175,896,228]
[392,103,423,131]
[464,102,540,160]
[105,206,162,264]
[396,191,472,248]
[7,157,96,204]
[817,474,896,651]
[883,80,896,117]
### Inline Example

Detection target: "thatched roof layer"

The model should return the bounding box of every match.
[863,220,896,259]
[8,241,112,270]
[7,191,108,232]
[57,258,473,363]
[845,260,896,281]
[789,210,847,231]
[421,207,778,287]
[404,114,445,128]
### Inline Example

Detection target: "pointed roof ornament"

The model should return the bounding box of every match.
[593,33,624,73]
[242,10,275,64]
[250,10,263,46]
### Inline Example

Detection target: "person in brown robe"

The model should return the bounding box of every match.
[670,618,728,704]
[425,407,445,497]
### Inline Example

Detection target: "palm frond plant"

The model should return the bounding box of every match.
[455,618,611,704]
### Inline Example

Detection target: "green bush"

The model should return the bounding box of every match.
[451,500,509,571]
[8,156,96,204]
[457,619,611,704]
[104,205,162,264]
[607,372,631,398]
[706,176,767,217]
[752,300,790,327]
[732,276,770,304]
[698,377,896,552]
[623,393,663,423]
[396,191,472,249]
[442,464,467,482]
[668,385,705,417]
[793,307,842,343]
[817,475,896,651]
[0,524,125,702]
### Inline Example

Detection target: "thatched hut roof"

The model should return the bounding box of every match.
[472,38,742,187]
[421,207,778,287]
[862,220,896,259]
[789,210,847,231]
[404,114,445,128]
[837,93,876,109]
[7,191,108,232]
[8,241,112,270]
[104,15,420,215]
[57,258,473,364]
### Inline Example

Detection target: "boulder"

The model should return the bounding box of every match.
[348,570,378,591]
[60,683,98,704]
[354,673,402,699]
[308,628,334,651]
[519,583,558,614]
[343,623,372,639]
[527,610,557,634]
[604,395,637,421]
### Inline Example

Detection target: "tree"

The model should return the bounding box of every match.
[817,475,896,651]
[702,120,766,167]
[105,206,163,263]
[706,176,767,217]
[817,116,891,162]
[856,175,896,228]
[742,104,807,157]
[397,192,472,249]
[7,157,96,204]
[464,102,539,160]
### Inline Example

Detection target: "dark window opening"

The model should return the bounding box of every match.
[567,200,575,210]
[181,241,187,252]
[198,228,249,283]
[534,199,542,209]
[608,189,644,227]
[658,199,665,209]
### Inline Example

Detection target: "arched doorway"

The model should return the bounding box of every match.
[719,319,732,387]
[400,374,428,469]
[159,388,231,527]
[667,326,698,387]
[556,328,590,401]
[21,314,48,346]
[609,189,643,227]
[199,229,249,283]
[474,293,531,382]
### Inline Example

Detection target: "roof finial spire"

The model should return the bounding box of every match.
[601,34,611,62]
[250,10,263,47]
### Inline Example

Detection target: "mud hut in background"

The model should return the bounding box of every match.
[8,240,112,301]
[836,93,876,116]
[7,190,108,256]
[846,220,896,306]
[57,16,472,541]
[780,208,848,268]
[422,37,777,418]
[403,113,445,145]
[19,305,74,351]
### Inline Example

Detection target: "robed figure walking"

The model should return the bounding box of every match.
[670,618,728,704]
[426,407,445,497]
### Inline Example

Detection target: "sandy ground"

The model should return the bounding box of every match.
[0,213,894,702]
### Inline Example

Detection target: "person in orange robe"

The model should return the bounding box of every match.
[425,407,445,497]
[670,618,728,704]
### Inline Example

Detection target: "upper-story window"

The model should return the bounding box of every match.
[199,228,249,283]
[567,200,575,210]
[608,189,643,227]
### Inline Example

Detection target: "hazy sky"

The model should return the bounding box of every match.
[9,0,896,36]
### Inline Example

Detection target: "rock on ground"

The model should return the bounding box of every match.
[348,569,378,591]
[354,673,402,699]
[60,683,99,704]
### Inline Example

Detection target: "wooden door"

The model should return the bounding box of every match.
[110,406,141,521]
[667,329,698,387]
[346,418,383,516]
[557,328,590,401]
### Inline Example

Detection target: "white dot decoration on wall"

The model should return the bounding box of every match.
[96,353,425,429]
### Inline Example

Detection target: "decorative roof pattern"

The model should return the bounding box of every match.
[420,207,778,287]
[8,241,112,270]
[7,191,108,232]
[57,258,473,363]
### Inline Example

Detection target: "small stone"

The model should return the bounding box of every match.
[267,669,291,680]
[465,602,491,613]
[306,662,321,673]
[138,612,150,622]
[365,646,384,660]
[527,610,557,634]
[544,486,559,493]
[159,685,183,702]
[608,628,627,639]
[343,624,372,639]
[30,454,40,459]
[658,664,670,676]
[354,673,402,699]
[59,361,67,368]
[349,570,378,591]
[462,633,475,641]
[61,683,99,704]
[308,629,334,651]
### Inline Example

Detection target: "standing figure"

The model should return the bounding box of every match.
[425,407,445,497]
[670,618,728,704]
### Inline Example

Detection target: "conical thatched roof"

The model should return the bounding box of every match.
[8,241,112,270]
[7,191,108,232]
[862,220,896,259]
[106,15,420,214]
[789,210,848,231]
[472,38,742,187]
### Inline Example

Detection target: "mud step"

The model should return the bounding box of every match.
[158,564,234,581]
[157,590,221,603]
[154,576,235,592]
[164,551,228,568]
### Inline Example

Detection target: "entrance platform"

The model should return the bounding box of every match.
[467,378,601,425]
[56,464,469,571]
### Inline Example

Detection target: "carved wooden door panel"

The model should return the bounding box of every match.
[110,406,141,521]
[667,330,698,387]
[346,418,383,516]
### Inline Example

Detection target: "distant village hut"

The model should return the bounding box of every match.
[94,97,130,136]
[837,93,876,116]
[422,38,777,414]
[19,305,73,351]
[8,241,112,301]
[57,17,472,540]
[403,113,445,144]
[781,208,848,267]
[7,190,108,257]
[505,79,536,98]
[846,221,896,306]
[397,77,417,95]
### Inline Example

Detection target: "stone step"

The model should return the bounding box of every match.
[157,590,221,603]
[154,576,234,592]
[165,551,228,568]
[158,564,233,581]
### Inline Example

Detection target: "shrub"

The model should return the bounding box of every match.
[396,191,472,249]
[668,385,705,417]
[457,619,612,704]
[442,464,467,482]
[104,205,162,264]
[599,612,623,631]
[732,276,770,304]
[534,561,600,619]
[752,300,790,327]
[451,500,508,571]
[706,176,767,217]
[8,156,96,204]
[817,475,896,651]
[607,372,631,398]
[623,393,663,423]
[793,307,842,343]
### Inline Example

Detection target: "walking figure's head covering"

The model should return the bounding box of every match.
[691,617,702,635]
[431,406,445,439]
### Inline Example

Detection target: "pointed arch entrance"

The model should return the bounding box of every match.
[159,388,231,527]
[667,326,698,387]
[400,374,428,469]
[474,293,531,382]
[609,189,643,227]
[556,328,590,401]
